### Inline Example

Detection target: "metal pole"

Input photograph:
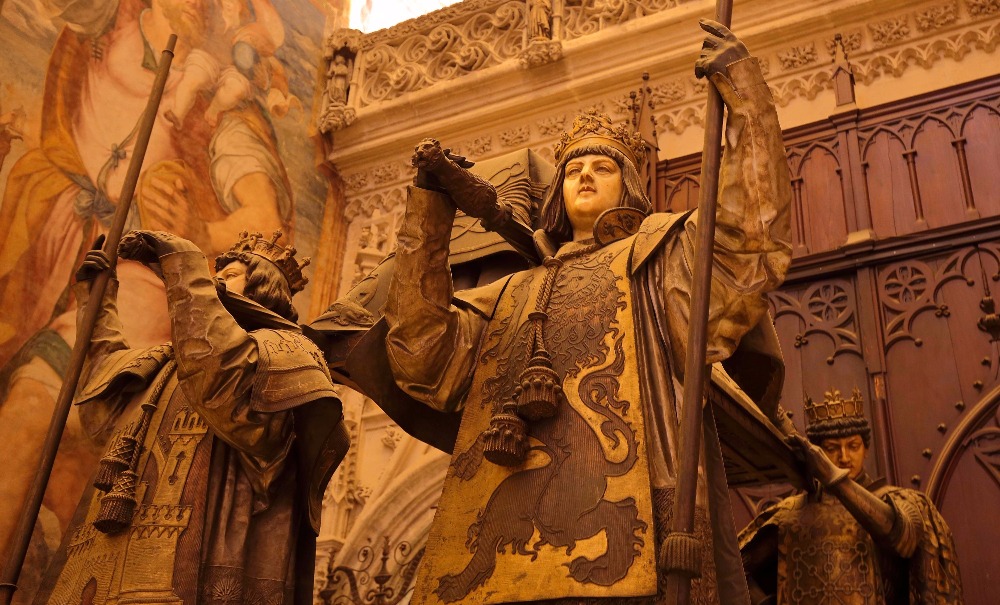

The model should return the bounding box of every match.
[0,35,176,605]
[663,2,733,604]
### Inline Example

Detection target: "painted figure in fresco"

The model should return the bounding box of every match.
[35,230,348,605]
[164,0,299,129]
[739,389,964,605]
[0,0,295,579]
[377,20,792,605]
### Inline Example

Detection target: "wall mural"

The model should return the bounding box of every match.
[0,0,332,599]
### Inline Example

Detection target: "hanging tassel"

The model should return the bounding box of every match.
[93,426,136,491]
[93,469,139,533]
[514,316,564,422]
[483,400,529,467]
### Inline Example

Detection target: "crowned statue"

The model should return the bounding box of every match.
[349,19,794,605]
[739,388,965,605]
[34,230,348,605]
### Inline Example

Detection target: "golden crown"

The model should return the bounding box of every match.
[553,110,646,169]
[216,230,310,294]
[804,387,866,426]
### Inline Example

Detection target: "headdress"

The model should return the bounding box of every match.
[553,110,646,169]
[804,387,866,426]
[215,230,310,294]
[803,387,871,444]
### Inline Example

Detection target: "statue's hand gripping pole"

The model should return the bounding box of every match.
[662,3,735,605]
[0,35,177,605]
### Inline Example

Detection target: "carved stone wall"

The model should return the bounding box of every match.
[312,1,1000,603]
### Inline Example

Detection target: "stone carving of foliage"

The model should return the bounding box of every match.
[869,16,911,48]
[777,43,818,70]
[499,126,531,147]
[825,31,864,56]
[344,172,369,193]
[563,0,679,40]
[372,164,401,185]
[538,115,567,136]
[967,0,1000,16]
[462,136,493,158]
[359,0,525,105]
[651,79,686,105]
[916,2,959,32]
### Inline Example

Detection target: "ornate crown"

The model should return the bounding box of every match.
[553,110,646,169]
[804,387,866,426]
[216,230,310,294]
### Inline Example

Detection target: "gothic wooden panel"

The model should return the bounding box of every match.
[793,143,848,255]
[962,104,1000,219]
[768,279,874,463]
[664,174,699,212]
[912,117,967,229]
[877,247,994,488]
[862,130,919,239]
[933,396,1000,605]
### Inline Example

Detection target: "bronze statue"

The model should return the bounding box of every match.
[34,230,348,605]
[371,20,792,605]
[739,389,965,605]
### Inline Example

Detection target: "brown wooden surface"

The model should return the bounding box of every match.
[659,74,1000,605]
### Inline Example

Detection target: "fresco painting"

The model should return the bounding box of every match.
[0,0,331,598]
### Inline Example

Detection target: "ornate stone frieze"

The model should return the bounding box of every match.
[499,125,531,147]
[777,43,819,70]
[563,0,680,40]
[344,187,407,221]
[916,2,959,32]
[371,164,402,185]
[967,0,1000,16]
[851,21,1000,84]
[870,16,912,48]
[537,115,567,136]
[358,0,526,105]
[519,39,563,68]
[825,30,863,56]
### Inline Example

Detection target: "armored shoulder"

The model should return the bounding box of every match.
[248,328,339,413]
[629,211,691,274]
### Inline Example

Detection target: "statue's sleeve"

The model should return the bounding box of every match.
[158,250,293,495]
[658,56,792,369]
[74,278,130,373]
[384,186,488,413]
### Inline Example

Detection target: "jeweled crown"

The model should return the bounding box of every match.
[216,230,310,294]
[804,387,866,426]
[553,110,646,169]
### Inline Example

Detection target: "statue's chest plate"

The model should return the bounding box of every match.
[412,240,657,605]
[778,497,885,605]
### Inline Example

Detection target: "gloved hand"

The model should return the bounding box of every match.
[74,234,113,283]
[694,19,751,80]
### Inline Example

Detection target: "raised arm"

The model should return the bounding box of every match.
[118,231,292,487]
[384,180,487,413]
[73,242,130,372]
[659,21,792,369]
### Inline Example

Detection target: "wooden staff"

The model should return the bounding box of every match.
[0,35,177,605]
[663,2,733,604]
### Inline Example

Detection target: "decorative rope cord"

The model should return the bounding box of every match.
[94,360,177,533]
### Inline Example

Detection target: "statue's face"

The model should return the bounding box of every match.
[819,434,867,480]
[562,154,623,239]
[218,261,248,296]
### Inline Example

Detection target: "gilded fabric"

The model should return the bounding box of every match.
[738,477,965,605]
[36,251,344,605]
[383,56,791,605]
